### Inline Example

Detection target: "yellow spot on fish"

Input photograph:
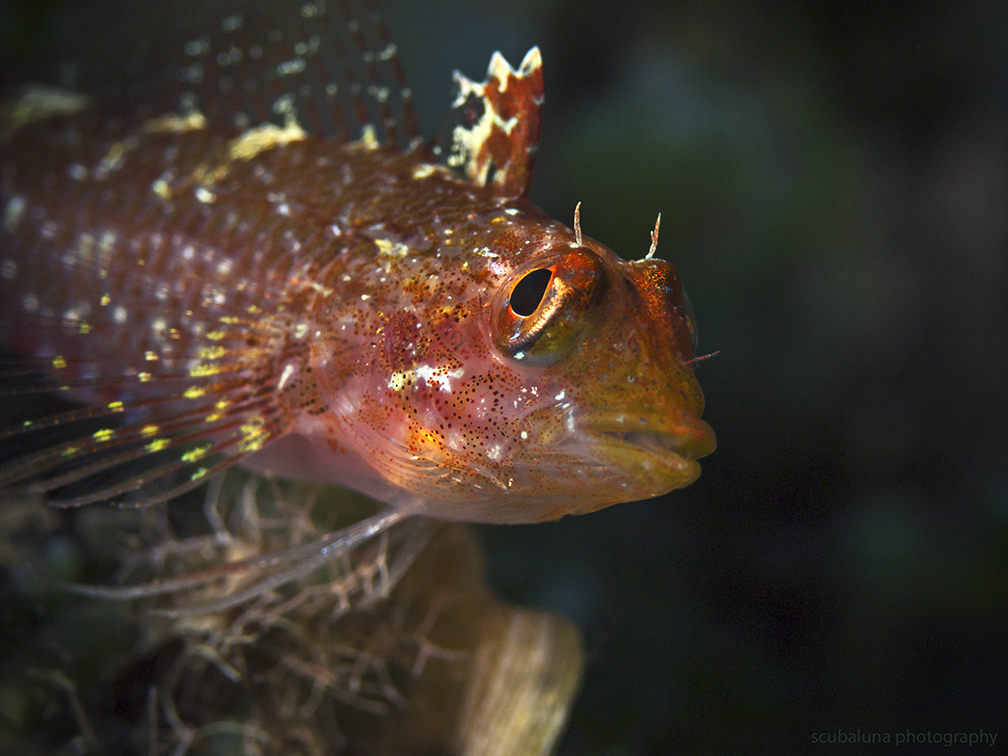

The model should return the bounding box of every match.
[61,443,82,458]
[191,467,208,481]
[374,238,410,257]
[138,372,152,382]
[227,119,306,162]
[141,425,159,437]
[78,321,92,334]
[354,124,379,151]
[183,386,206,399]
[206,330,227,340]
[189,363,223,378]
[152,178,172,199]
[100,294,111,306]
[199,345,227,360]
[93,428,114,442]
[146,438,170,453]
[387,371,407,391]
[181,444,212,463]
[141,110,207,133]
[52,356,67,369]
[238,414,268,453]
[1,85,89,137]
[411,163,450,180]
[98,137,138,174]
[145,351,159,361]
[107,401,124,412]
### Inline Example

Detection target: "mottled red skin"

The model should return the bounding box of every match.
[0,102,713,521]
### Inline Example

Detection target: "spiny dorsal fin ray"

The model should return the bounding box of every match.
[437,47,544,199]
[33,0,420,147]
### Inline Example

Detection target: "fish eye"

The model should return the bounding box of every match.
[494,250,608,364]
[509,268,552,317]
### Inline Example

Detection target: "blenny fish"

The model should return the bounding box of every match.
[0,0,713,592]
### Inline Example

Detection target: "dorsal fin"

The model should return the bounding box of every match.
[33,0,421,147]
[437,47,544,199]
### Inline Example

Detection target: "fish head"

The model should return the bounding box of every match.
[303,211,715,524]
[480,230,716,520]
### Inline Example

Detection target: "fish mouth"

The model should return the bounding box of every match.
[595,424,715,462]
[588,416,716,490]
[596,429,711,457]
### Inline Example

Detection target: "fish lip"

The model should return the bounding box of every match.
[590,418,716,462]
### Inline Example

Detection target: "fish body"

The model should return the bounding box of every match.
[0,0,714,525]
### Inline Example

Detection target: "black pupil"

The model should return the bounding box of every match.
[509,269,552,317]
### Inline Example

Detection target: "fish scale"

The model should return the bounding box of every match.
[1,0,713,602]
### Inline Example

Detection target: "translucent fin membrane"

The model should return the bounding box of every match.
[0,323,287,508]
[68,470,427,617]
[42,0,420,147]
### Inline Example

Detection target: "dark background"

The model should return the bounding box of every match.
[3,0,1007,754]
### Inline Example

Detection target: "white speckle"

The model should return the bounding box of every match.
[40,220,58,239]
[276,57,306,76]
[221,13,242,32]
[0,258,16,280]
[616,414,625,424]
[63,307,81,322]
[277,202,290,215]
[3,195,26,233]
[195,186,216,203]
[504,207,519,216]
[185,37,209,56]
[99,230,117,253]
[293,322,308,339]
[22,293,39,312]
[360,294,370,301]
[566,414,576,433]
[513,351,525,361]
[487,444,503,462]
[113,306,128,325]
[152,177,171,199]
[67,163,88,181]
[216,259,233,277]
[277,363,295,391]
[520,430,528,440]
[213,290,226,305]
[182,62,204,83]
[182,245,195,260]
[555,390,565,401]
[152,317,167,333]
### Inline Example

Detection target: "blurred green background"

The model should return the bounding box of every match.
[3,0,1007,753]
